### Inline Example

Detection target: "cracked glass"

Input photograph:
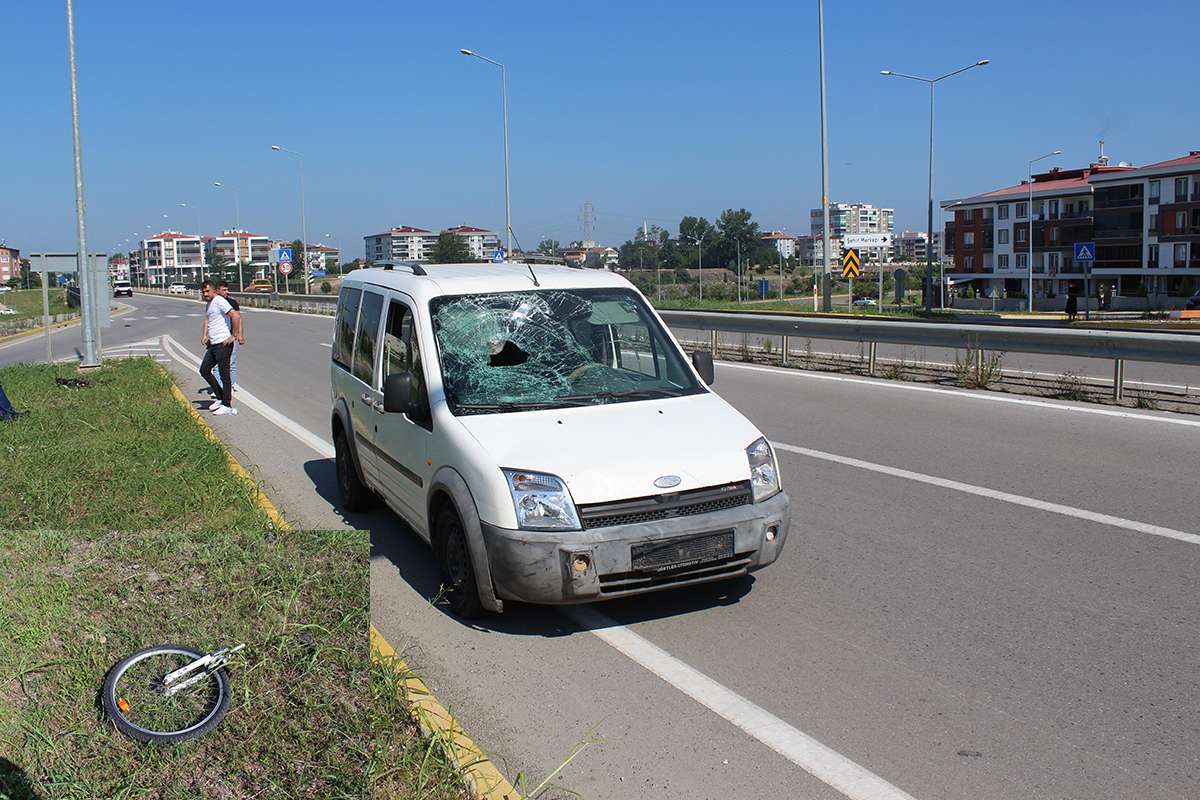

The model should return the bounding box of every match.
[428,288,703,414]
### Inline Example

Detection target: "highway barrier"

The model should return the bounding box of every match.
[657,310,1200,400]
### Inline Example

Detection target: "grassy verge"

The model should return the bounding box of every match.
[0,528,459,799]
[0,289,73,323]
[0,358,273,529]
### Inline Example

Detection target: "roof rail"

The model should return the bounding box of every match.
[377,259,428,276]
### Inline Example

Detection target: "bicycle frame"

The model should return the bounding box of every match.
[160,643,244,697]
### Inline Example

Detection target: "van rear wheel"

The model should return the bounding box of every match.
[434,508,484,618]
[334,429,372,511]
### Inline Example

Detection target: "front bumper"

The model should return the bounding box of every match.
[480,490,790,604]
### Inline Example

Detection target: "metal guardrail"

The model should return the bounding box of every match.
[658,309,1200,400]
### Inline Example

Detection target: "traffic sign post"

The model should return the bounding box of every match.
[1074,241,1095,320]
[492,248,506,263]
[841,249,861,311]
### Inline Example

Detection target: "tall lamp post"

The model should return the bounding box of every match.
[817,0,832,312]
[1026,149,1062,313]
[212,181,240,229]
[881,58,989,312]
[460,48,512,260]
[271,144,308,293]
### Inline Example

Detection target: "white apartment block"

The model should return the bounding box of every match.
[141,231,205,285]
[364,226,439,263]
[208,229,271,277]
[761,231,796,259]
[810,202,895,239]
[444,226,501,260]
[0,246,20,284]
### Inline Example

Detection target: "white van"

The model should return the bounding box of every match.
[330,262,790,616]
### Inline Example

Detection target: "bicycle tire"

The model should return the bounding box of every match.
[102,643,231,744]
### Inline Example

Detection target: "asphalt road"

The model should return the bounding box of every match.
[5,292,1198,799]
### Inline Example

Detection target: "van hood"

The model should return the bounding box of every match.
[454,391,764,505]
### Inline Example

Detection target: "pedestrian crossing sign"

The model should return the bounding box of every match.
[1073,242,1095,262]
[277,247,293,263]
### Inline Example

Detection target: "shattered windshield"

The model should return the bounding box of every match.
[429,288,704,414]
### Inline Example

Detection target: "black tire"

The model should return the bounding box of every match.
[434,508,484,618]
[335,429,372,511]
[102,644,230,745]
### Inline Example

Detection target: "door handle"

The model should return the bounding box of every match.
[361,391,371,404]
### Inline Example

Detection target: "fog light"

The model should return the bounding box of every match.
[765,526,778,542]
[572,554,591,573]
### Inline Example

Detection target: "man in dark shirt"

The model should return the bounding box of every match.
[217,281,246,392]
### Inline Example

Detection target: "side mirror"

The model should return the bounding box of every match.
[383,371,417,414]
[691,350,715,386]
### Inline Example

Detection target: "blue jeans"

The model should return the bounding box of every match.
[215,342,237,389]
[0,382,16,420]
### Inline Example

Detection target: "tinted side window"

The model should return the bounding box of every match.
[352,290,384,385]
[333,286,362,368]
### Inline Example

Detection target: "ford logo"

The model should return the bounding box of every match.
[654,475,682,489]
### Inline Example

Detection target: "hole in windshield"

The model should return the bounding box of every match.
[429,288,703,414]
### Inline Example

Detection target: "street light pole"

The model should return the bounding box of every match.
[271,145,307,293]
[65,0,98,367]
[461,49,512,259]
[213,181,240,229]
[1027,149,1063,313]
[817,0,832,312]
[880,58,989,312]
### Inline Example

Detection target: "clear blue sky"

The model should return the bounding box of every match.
[3,0,1198,258]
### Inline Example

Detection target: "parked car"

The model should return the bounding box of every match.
[247,279,274,293]
[0,285,12,293]
[112,279,133,297]
[1187,291,1200,310]
[330,261,791,617]
[168,283,188,295]
[852,297,877,307]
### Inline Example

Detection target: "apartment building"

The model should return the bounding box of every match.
[208,230,272,276]
[141,231,206,285]
[810,203,894,239]
[444,225,502,260]
[364,226,439,263]
[943,149,1200,303]
[0,245,20,284]
[893,231,930,262]
[1090,151,1200,296]
[761,231,796,260]
[795,234,843,267]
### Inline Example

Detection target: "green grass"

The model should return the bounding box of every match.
[0,289,73,324]
[0,358,273,529]
[0,528,468,800]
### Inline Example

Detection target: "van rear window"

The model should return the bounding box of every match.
[332,286,362,368]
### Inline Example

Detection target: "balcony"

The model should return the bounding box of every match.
[1094,195,1143,210]
[1093,228,1143,240]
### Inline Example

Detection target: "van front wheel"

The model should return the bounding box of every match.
[434,508,484,618]
[335,429,372,512]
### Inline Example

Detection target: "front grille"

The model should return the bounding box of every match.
[599,552,754,596]
[578,481,752,530]
[632,531,734,573]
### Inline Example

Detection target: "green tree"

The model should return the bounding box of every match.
[678,216,714,267]
[714,209,760,268]
[205,249,231,276]
[430,232,473,264]
[536,238,560,255]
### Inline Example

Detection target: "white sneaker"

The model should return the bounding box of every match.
[212,405,238,416]
[208,400,223,410]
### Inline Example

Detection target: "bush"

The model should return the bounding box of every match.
[321,281,332,294]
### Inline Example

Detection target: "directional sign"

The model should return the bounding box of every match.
[279,262,293,276]
[277,247,292,264]
[841,248,861,279]
[845,233,889,248]
[492,249,506,263]
[1073,241,1095,262]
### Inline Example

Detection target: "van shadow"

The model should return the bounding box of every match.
[303,458,758,637]
[0,758,44,800]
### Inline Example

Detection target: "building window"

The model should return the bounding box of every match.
[1175,177,1188,202]
[998,229,1009,244]
[1048,252,1060,270]
[1050,227,1059,243]
[998,254,1009,268]
[963,255,974,270]
[1079,200,1089,213]
[960,209,974,224]
[1148,244,1159,266]
[1149,212,1159,233]
[1177,211,1187,231]
[1175,244,1187,268]
[1016,253,1028,268]
[963,231,974,246]
[998,204,1009,220]
[1016,202,1028,219]
[1016,227,1027,243]
[1149,180,1160,204]
[1049,199,1059,218]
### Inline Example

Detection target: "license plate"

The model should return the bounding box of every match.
[631,531,734,574]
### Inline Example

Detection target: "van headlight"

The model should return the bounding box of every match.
[746,437,780,502]
[502,469,582,531]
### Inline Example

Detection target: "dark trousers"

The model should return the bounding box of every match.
[0,382,16,420]
[200,342,234,407]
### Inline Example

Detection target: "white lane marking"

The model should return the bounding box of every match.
[567,606,918,800]
[165,314,180,318]
[319,342,332,348]
[156,332,919,800]
[720,361,1200,429]
[143,315,159,320]
[160,335,335,459]
[186,313,202,317]
[771,441,1200,546]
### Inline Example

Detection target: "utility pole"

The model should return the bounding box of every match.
[817,0,833,312]
[65,0,98,367]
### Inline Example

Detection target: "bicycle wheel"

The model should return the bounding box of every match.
[102,644,231,744]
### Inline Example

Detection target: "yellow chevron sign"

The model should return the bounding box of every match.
[841,248,861,279]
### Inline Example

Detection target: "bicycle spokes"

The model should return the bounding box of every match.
[113,651,223,736]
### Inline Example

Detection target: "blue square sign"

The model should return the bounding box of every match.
[1073,242,1095,261]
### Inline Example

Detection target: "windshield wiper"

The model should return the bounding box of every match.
[454,400,560,413]
[553,387,684,405]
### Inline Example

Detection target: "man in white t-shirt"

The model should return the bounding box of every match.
[199,280,242,415]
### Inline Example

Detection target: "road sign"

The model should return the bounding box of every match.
[310,269,326,278]
[277,247,292,264]
[279,262,293,276]
[757,278,770,299]
[492,249,505,263]
[1073,242,1095,262]
[844,233,889,248]
[841,248,861,279]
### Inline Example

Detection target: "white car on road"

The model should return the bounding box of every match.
[168,283,188,295]
[330,262,791,616]
[112,279,133,297]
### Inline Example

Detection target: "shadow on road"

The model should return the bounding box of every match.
[0,758,44,800]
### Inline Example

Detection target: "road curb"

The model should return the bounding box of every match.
[370,624,520,800]
[163,370,290,530]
